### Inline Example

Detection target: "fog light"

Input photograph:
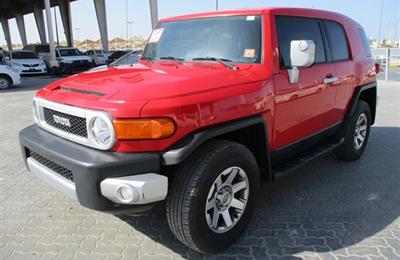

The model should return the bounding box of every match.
[115,184,139,203]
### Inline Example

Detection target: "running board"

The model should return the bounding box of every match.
[272,138,344,179]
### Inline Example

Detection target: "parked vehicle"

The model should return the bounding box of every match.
[6,50,47,75]
[90,50,143,71]
[23,44,51,67]
[84,49,110,65]
[106,50,130,64]
[0,64,21,89]
[19,7,378,254]
[56,47,93,73]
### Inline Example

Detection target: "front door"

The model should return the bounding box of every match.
[272,16,338,149]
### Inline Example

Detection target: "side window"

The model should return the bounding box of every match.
[358,28,372,57]
[324,20,350,61]
[276,16,326,68]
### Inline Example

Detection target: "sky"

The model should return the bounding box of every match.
[1,0,399,46]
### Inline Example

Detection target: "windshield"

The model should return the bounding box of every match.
[142,15,262,64]
[12,52,39,59]
[58,48,82,57]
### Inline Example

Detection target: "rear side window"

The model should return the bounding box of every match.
[324,20,350,61]
[276,16,326,67]
[358,28,372,57]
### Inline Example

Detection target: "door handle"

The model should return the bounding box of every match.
[324,76,338,84]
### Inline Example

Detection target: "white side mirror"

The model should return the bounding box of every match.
[288,40,316,84]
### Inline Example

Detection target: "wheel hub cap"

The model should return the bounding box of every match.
[205,167,249,233]
[216,186,233,210]
[0,79,7,88]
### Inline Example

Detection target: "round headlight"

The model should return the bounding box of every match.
[89,116,113,147]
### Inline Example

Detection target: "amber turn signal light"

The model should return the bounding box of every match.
[113,118,175,140]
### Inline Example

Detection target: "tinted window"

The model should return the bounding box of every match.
[324,21,350,61]
[58,48,82,56]
[276,17,326,67]
[12,51,39,59]
[358,28,372,57]
[143,15,262,64]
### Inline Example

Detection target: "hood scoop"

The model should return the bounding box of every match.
[57,86,105,97]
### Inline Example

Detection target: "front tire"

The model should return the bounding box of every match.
[166,140,260,254]
[334,100,371,161]
[0,76,11,90]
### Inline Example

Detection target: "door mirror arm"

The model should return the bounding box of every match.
[288,67,299,84]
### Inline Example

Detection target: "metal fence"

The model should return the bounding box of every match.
[372,48,400,81]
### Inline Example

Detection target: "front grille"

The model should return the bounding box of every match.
[29,150,75,183]
[22,64,39,67]
[43,107,87,137]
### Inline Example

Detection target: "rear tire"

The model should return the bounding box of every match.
[334,100,371,161]
[0,76,11,90]
[166,140,260,254]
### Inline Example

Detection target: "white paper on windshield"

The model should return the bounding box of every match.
[244,49,256,58]
[246,16,256,21]
[149,28,165,43]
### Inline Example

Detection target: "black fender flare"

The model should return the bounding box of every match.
[345,81,377,125]
[162,115,271,178]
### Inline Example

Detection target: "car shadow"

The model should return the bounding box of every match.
[119,126,400,259]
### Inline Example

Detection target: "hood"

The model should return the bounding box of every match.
[37,61,261,117]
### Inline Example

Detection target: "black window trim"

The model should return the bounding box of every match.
[322,19,352,63]
[275,15,352,69]
[275,15,329,69]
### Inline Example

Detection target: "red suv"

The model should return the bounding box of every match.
[19,7,378,253]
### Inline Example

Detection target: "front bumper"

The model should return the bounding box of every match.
[20,68,47,75]
[19,125,166,213]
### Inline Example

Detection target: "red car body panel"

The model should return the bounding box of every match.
[36,7,377,153]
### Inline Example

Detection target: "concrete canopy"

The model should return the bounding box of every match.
[0,0,77,19]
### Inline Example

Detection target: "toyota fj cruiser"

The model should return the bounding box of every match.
[19,8,378,254]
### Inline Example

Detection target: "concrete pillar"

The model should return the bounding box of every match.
[0,17,12,50]
[33,4,47,43]
[44,0,58,67]
[58,0,73,47]
[93,0,108,52]
[149,0,158,29]
[15,13,27,47]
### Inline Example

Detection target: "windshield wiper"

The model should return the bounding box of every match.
[160,56,185,63]
[192,57,238,69]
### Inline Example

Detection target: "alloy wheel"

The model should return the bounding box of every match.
[354,113,368,150]
[205,166,249,233]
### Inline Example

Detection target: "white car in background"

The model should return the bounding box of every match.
[0,64,21,90]
[84,49,109,65]
[56,47,94,72]
[7,50,47,75]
